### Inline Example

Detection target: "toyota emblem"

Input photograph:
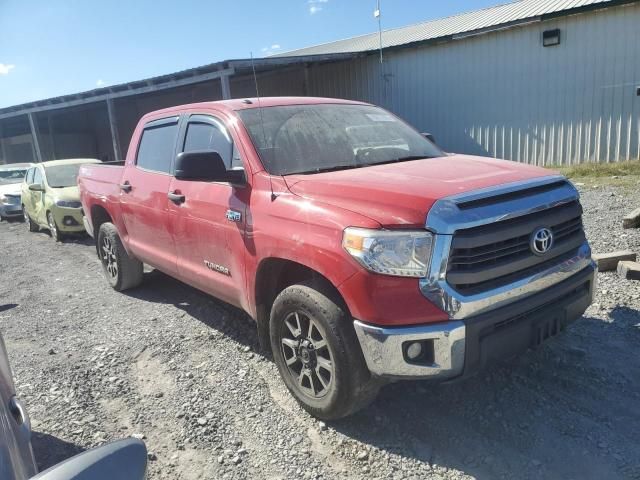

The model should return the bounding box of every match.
[531,227,553,255]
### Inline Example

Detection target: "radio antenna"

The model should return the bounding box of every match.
[250,52,276,201]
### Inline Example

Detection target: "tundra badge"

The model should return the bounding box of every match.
[204,260,230,276]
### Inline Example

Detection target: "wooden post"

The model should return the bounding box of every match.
[221,75,231,100]
[106,98,122,161]
[27,113,43,163]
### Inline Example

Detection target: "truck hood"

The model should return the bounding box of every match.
[284,154,557,227]
[0,183,22,196]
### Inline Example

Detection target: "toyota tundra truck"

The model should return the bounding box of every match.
[78,97,595,419]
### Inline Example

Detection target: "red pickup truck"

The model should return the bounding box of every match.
[78,97,595,419]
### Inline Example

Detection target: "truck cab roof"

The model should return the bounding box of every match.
[140,96,369,120]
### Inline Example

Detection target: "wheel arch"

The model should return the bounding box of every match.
[253,257,349,350]
[90,205,114,255]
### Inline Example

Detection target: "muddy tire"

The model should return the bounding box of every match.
[270,281,380,420]
[97,222,143,291]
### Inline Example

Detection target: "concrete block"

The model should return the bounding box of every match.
[592,251,637,271]
[623,208,640,229]
[617,261,640,280]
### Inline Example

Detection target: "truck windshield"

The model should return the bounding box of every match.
[44,164,83,188]
[0,169,27,183]
[238,104,444,175]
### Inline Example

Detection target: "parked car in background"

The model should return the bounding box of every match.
[78,97,594,419]
[21,159,100,241]
[1,306,148,480]
[0,163,32,221]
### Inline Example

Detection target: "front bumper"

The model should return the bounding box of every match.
[354,258,596,380]
[0,203,23,218]
[51,207,85,232]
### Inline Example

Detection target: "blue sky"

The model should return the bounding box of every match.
[0,0,499,109]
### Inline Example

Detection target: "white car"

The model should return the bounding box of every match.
[0,163,32,221]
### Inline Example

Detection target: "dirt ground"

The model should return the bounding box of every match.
[1,183,639,480]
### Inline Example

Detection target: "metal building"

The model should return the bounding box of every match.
[1,0,639,166]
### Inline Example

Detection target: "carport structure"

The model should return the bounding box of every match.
[0,54,358,164]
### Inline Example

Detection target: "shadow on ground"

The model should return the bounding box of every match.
[31,431,85,472]
[123,268,640,479]
[124,269,262,354]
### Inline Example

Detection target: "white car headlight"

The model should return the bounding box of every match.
[342,227,433,277]
[0,194,6,204]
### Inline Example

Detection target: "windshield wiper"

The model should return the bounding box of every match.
[299,164,363,174]
[365,155,436,167]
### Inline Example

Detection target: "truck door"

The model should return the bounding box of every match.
[119,116,179,275]
[167,113,249,308]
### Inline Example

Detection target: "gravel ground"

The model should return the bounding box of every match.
[1,183,639,480]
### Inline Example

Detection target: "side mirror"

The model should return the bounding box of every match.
[28,184,44,192]
[30,438,147,480]
[421,132,437,145]
[174,150,245,184]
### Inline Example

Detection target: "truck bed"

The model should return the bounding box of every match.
[78,163,125,237]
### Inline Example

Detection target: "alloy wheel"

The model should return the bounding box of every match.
[280,311,333,398]
[48,213,58,241]
[101,236,118,280]
[23,210,30,227]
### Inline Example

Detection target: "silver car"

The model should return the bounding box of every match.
[0,163,32,221]
[0,305,147,480]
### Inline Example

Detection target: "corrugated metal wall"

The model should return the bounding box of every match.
[308,2,640,165]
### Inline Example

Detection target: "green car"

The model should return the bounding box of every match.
[21,159,100,241]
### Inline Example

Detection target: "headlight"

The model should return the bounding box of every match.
[342,227,433,277]
[0,195,6,204]
[55,200,81,208]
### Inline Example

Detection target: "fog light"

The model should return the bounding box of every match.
[406,342,423,360]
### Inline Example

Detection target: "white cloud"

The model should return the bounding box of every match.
[96,79,105,87]
[308,0,328,15]
[261,44,282,56]
[0,64,15,75]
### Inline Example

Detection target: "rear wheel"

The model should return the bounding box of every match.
[24,208,38,232]
[97,222,143,291]
[270,281,380,420]
[47,211,63,242]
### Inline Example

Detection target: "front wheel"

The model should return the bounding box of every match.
[270,282,380,420]
[97,222,143,291]
[47,211,63,242]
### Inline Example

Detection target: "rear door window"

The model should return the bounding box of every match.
[136,118,179,173]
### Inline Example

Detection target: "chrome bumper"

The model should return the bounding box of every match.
[353,320,465,379]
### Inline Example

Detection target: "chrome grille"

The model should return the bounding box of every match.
[447,200,585,294]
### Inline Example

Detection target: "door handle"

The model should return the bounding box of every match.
[168,191,185,204]
[120,182,132,192]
